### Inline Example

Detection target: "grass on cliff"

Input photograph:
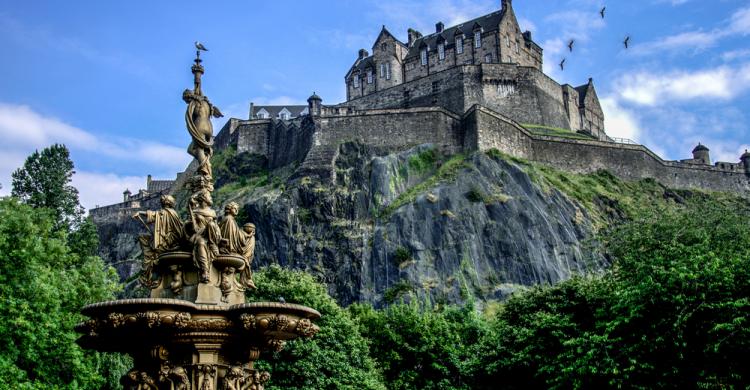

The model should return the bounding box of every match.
[379,153,472,218]
[521,123,596,140]
[485,148,748,228]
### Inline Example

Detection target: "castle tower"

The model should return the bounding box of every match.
[123,188,131,202]
[741,149,750,173]
[307,92,322,117]
[692,143,710,165]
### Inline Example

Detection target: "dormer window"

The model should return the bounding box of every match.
[354,74,360,88]
[421,48,428,65]
[280,113,288,120]
[474,30,482,48]
[438,42,445,60]
[456,36,464,54]
[367,69,373,84]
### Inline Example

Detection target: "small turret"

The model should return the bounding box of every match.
[123,188,131,202]
[307,92,322,117]
[692,143,710,165]
[741,149,750,173]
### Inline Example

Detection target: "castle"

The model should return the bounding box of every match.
[90,0,750,221]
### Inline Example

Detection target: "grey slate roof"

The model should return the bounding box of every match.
[251,105,308,119]
[347,56,375,77]
[404,9,507,59]
[146,180,174,193]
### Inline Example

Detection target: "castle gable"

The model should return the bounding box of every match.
[372,26,406,50]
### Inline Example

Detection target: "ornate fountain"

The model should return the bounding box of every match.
[76,45,320,390]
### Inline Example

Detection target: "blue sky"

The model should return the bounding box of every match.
[1,0,749,209]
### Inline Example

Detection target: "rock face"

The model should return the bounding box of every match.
[97,143,604,306]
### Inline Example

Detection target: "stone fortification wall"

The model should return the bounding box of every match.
[89,192,164,224]
[236,120,270,155]
[479,64,571,130]
[469,106,750,194]
[295,107,463,180]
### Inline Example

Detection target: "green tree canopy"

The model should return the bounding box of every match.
[247,265,386,390]
[11,144,84,231]
[469,199,750,389]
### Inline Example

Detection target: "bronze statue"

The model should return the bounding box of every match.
[134,195,185,287]
[219,202,257,289]
[183,47,223,178]
[188,189,221,282]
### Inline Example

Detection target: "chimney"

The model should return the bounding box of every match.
[358,48,369,60]
[436,22,444,33]
[407,28,423,47]
[249,102,254,119]
[501,0,511,10]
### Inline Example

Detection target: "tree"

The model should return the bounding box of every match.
[349,301,488,390]
[11,144,84,231]
[0,198,128,389]
[469,198,750,389]
[247,265,386,390]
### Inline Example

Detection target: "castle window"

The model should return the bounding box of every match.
[438,42,445,60]
[432,81,440,94]
[280,113,288,120]
[354,74,360,88]
[421,48,428,65]
[456,37,464,54]
[485,53,493,63]
[367,69,373,84]
[515,40,519,54]
[381,42,387,50]
[386,63,391,80]
[380,63,385,78]
[474,31,482,48]
[505,35,510,48]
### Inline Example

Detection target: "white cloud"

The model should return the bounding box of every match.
[614,63,750,106]
[72,172,145,211]
[631,6,750,56]
[728,6,750,35]
[600,97,642,142]
[630,31,718,56]
[721,48,750,62]
[0,102,189,208]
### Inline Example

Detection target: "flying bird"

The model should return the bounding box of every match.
[567,39,575,52]
[600,6,606,19]
[559,58,566,71]
[195,41,208,51]
[623,36,631,49]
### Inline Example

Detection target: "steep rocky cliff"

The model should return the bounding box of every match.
[96,143,694,306]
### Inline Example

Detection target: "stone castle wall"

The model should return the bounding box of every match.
[468,106,750,194]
